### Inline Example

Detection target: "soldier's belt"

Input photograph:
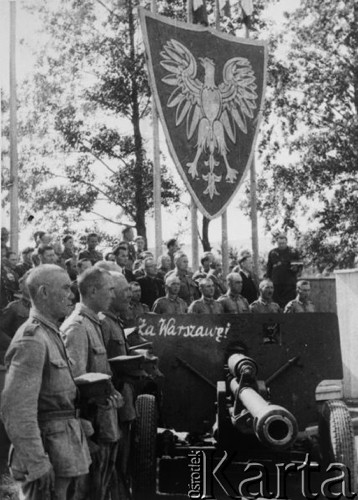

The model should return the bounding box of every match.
[38,408,80,422]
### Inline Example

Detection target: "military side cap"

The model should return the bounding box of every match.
[126,329,152,349]
[128,342,153,352]
[74,373,112,400]
[130,349,164,378]
[131,348,157,362]
[108,354,147,378]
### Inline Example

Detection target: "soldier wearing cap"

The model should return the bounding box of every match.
[284,280,315,313]
[1,265,91,500]
[266,233,301,308]
[250,279,281,313]
[61,267,122,500]
[152,274,188,314]
[188,278,224,314]
[217,272,250,313]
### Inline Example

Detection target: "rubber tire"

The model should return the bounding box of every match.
[319,400,357,493]
[131,394,157,500]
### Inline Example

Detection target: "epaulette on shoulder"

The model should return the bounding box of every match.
[23,321,40,337]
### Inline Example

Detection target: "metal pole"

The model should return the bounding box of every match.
[222,211,229,276]
[9,0,19,254]
[215,0,229,276]
[188,0,199,270]
[191,201,199,271]
[245,21,260,277]
[187,0,193,23]
[250,156,259,277]
[215,0,220,30]
[151,0,162,260]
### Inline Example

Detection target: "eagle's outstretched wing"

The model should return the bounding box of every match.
[219,57,258,143]
[160,39,203,140]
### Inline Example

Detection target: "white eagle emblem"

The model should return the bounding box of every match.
[160,39,258,198]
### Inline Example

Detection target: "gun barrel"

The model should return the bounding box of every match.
[228,354,298,450]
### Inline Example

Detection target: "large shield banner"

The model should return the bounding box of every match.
[139,9,267,219]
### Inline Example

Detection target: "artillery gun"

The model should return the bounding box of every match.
[219,352,298,451]
[128,312,357,500]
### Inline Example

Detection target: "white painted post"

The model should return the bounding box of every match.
[335,269,358,401]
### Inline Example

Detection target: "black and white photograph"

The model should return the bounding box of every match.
[1,0,358,498]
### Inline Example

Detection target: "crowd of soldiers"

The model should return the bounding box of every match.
[1,227,314,339]
[0,225,315,499]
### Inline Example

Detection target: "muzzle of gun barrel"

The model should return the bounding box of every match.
[228,354,298,450]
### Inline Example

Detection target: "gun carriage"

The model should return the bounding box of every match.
[128,312,357,500]
[0,312,356,499]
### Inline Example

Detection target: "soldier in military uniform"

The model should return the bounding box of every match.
[250,279,281,313]
[207,260,227,299]
[99,272,136,497]
[284,280,315,313]
[188,278,224,314]
[152,274,188,314]
[192,251,215,282]
[124,281,149,326]
[168,251,199,306]
[1,265,91,500]
[61,267,122,500]
[217,272,250,313]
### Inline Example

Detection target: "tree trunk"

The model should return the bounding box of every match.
[202,216,211,251]
[127,0,147,241]
[353,2,358,115]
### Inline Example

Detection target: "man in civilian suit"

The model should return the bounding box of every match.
[236,251,259,304]
[136,257,164,309]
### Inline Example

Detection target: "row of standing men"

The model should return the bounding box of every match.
[0,233,313,499]
[1,265,152,500]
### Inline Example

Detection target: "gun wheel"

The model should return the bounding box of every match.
[319,400,357,493]
[131,394,157,500]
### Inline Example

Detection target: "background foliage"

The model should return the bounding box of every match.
[1,0,357,268]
